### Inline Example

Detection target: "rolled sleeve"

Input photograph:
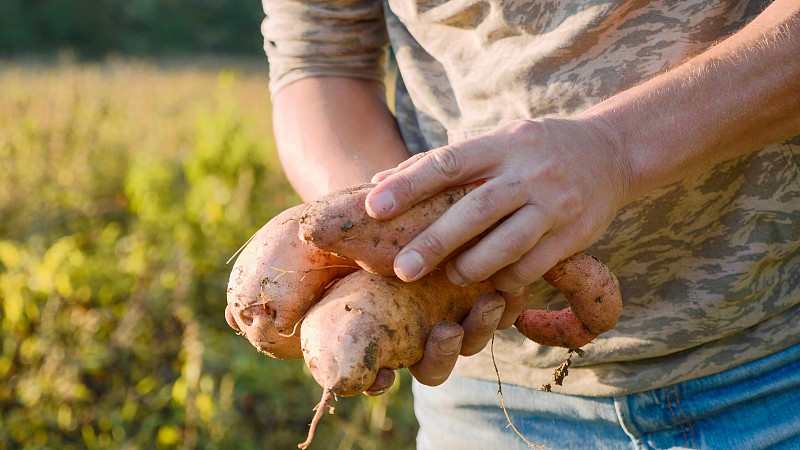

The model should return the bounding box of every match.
[262,0,389,95]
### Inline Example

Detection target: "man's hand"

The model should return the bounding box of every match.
[366,118,629,293]
[364,287,529,395]
[364,1,800,293]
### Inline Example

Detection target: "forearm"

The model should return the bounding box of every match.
[271,77,496,392]
[272,77,410,202]
[582,1,800,205]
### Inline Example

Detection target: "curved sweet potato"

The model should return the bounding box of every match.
[514,253,622,348]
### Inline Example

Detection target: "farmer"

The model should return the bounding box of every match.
[262,0,800,447]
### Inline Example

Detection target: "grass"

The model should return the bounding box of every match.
[0,58,416,449]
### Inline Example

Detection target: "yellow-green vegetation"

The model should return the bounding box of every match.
[0,60,416,449]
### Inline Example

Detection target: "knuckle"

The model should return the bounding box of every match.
[459,300,502,355]
[547,156,568,178]
[558,186,586,221]
[465,189,496,219]
[565,219,594,249]
[416,232,451,260]
[507,119,536,140]
[431,147,463,179]
[526,157,567,187]
[393,173,419,202]
[449,258,483,284]
[505,263,532,286]
[501,229,533,260]
[502,286,528,304]
[544,243,572,269]
[494,263,533,292]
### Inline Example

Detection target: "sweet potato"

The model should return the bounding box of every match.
[298,183,477,275]
[226,204,359,359]
[515,252,622,348]
[298,269,494,448]
[298,183,622,349]
[301,269,494,397]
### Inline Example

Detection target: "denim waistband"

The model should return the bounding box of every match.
[414,341,800,449]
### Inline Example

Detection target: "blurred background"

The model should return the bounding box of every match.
[0,1,415,448]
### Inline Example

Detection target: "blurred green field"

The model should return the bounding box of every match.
[0,60,416,449]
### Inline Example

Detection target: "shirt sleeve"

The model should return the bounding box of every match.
[261,0,389,96]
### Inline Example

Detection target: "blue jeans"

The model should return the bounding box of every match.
[414,342,800,449]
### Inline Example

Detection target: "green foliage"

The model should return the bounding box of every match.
[0,62,417,449]
[0,0,265,58]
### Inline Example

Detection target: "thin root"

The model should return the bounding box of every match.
[278,308,312,338]
[324,277,344,290]
[271,265,356,283]
[298,388,335,449]
[491,335,546,449]
[226,228,260,265]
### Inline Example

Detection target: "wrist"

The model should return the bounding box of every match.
[560,113,636,210]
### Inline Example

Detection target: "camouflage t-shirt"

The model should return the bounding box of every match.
[262,0,800,396]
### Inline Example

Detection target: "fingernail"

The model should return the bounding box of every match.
[366,191,395,217]
[366,386,390,396]
[446,263,466,286]
[395,250,425,280]
[482,306,504,325]
[439,335,462,355]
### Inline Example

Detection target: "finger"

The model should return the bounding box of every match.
[363,368,396,396]
[497,285,530,330]
[393,181,524,281]
[370,152,428,183]
[459,292,505,356]
[225,305,241,332]
[490,233,571,293]
[366,141,494,219]
[371,168,396,184]
[408,322,464,386]
[444,204,552,285]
